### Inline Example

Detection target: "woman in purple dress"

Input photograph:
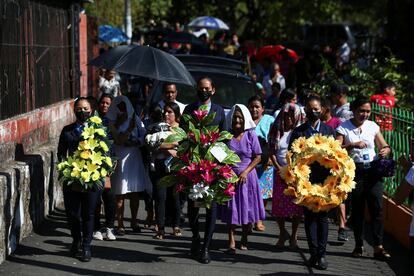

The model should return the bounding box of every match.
[220,104,266,252]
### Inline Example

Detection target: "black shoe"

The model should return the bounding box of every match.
[338,228,349,242]
[200,249,211,264]
[305,255,318,268]
[317,257,328,270]
[190,236,200,258]
[79,248,92,262]
[70,241,82,258]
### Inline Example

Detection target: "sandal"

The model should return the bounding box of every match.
[289,238,299,250]
[254,222,266,232]
[351,247,364,258]
[240,237,248,250]
[131,225,141,233]
[116,227,125,236]
[143,212,154,229]
[374,248,391,261]
[172,227,182,237]
[225,247,236,255]
[153,230,165,240]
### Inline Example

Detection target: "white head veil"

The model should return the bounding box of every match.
[226,104,256,131]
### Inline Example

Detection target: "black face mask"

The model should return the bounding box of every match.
[75,111,91,123]
[306,111,321,123]
[197,89,212,102]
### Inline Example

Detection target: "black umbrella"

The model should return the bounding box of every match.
[89,45,195,87]
[88,45,135,69]
[163,32,203,45]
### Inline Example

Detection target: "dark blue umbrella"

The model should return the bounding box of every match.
[163,32,203,45]
[99,25,129,43]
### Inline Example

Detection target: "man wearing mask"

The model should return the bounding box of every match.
[182,77,226,264]
[288,94,336,270]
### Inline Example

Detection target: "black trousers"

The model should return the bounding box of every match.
[187,199,217,251]
[153,159,181,230]
[351,166,384,247]
[304,208,329,258]
[63,186,102,249]
[94,188,116,230]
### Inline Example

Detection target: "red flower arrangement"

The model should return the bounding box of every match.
[159,105,240,208]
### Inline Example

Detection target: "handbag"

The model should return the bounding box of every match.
[371,157,396,178]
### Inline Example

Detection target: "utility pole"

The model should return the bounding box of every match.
[125,0,132,44]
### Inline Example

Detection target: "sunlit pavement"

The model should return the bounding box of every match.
[0,202,411,276]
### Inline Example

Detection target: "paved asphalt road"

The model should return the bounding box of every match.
[0,201,411,276]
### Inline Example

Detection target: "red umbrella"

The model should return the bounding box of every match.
[256,45,299,63]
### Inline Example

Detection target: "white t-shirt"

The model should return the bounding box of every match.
[276,130,292,167]
[336,120,380,163]
[404,166,414,236]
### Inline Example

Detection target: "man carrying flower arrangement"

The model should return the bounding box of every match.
[57,97,115,262]
[164,77,230,264]
[288,94,336,270]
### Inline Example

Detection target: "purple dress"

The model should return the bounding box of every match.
[219,129,266,225]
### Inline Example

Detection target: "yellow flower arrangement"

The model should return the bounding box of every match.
[57,114,115,190]
[280,134,356,212]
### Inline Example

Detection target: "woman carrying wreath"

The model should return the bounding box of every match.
[268,103,305,250]
[57,97,102,262]
[219,104,266,252]
[106,95,152,235]
[248,95,275,231]
[288,94,336,270]
[336,97,391,261]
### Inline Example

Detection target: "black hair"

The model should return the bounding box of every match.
[149,103,163,123]
[74,96,91,108]
[197,76,215,89]
[279,88,296,104]
[304,93,321,106]
[163,82,177,91]
[321,97,333,109]
[350,97,370,111]
[330,83,348,96]
[98,93,114,103]
[248,95,264,107]
[380,79,396,91]
[271,82,281,92]
[164,101,181,123]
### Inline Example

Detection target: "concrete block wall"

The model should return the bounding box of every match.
[0,100,73,264]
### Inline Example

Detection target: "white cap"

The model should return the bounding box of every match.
[193,28,209,38]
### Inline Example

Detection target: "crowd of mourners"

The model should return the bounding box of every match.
[57,29,414,270]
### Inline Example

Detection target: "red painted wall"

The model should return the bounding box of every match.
[79,12,88,97]
[0,100,74,162]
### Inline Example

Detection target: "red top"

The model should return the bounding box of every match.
[325,117,341,130]
[370,93,396,131]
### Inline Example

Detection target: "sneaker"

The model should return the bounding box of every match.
[93,231,103,241]
[104,228,116,241]
[338,228,348,242]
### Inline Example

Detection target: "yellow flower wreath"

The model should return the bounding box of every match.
[280,134,356,212]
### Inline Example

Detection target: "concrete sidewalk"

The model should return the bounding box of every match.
[0,202,411,276]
